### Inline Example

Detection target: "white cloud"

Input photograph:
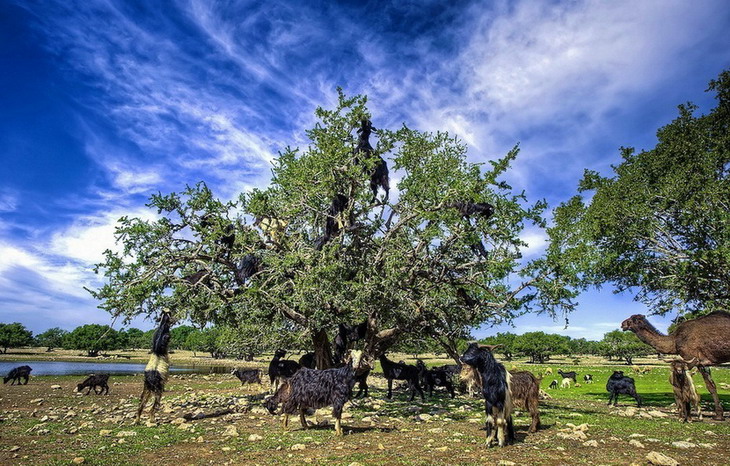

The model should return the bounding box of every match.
[0,192,18,212]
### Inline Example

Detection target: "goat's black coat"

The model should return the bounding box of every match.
[583,374,594,383]
[461,343,515,446]
[449,201,495,219]
[136,312,172,424]
[3,365,32,385]
[557,370,578,383]
[333,321,367,365]
[549,379,558,389]
[77,374,109,395]
[232,368,262,385]
[379,354,424,401]
[235,254,261,282]
[353,119,389,202]
[263,364,357,434]
[606,370,642,407]
[269,349,302,386]
[416,360,456,398]
[298,352,316,369]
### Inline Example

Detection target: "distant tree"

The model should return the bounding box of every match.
[547,70,730,317]
[170,325,196,350]
[479,332,517,360]
[0,322,33,353]
[185,327,221,358]
[514,332,568,364]
[63,324,122,357]
[601,329,652,365]
[122,328,149,349]
[34,327,67,352]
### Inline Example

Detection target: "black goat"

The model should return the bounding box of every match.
[557,369,577,383]
[3,365,32,385]
[232,368,262,386]
[333,321,367,365]
[606,370,642,407]
[416,360,456,398]
[449,201,495,219]
[461,343,514,448]
[549,379,558,389]
[77,374,109,395]
[379,354,424,401]
[353,368,371,398]
[135,312,172,424]
[263,353,361,436]
[269,349,301,392]
[583,374,594,384]
[298,352,316,369]
[354,119,389,203]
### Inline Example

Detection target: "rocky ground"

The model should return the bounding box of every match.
[1,371,730,465]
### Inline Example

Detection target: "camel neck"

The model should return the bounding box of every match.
[633,326,677,354]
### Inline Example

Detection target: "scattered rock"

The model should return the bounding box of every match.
[9,446,20,452]
[671,441,696,449]
[434,446,448,452]
[99,430,112,437]
[223,425,239,437]
[629,440,645,448]
[646,451,679,466]
[248,434,263,442]
[51,385,62,390]
[291,444,306,451]
[583,440,599,447]
[648,410,668,418]
[116,431,137,438]
[72,457,85,464]
[629,433,645,438]
[497,461,516,466]
[170,418,187,425]
[704,430,717,437]
[699,443,717,449]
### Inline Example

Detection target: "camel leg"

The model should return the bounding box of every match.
[699,367,724,421]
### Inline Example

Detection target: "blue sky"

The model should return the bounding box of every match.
[1,0,729,339]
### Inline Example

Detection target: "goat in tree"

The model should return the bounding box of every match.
[135,312,172,424]
[354,119,389,203]
[622,312,730,420]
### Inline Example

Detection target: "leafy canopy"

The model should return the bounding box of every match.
[548,70,730,317]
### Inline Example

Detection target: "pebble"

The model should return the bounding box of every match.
[646,451,679,466]
[72,457,85,464]
[291,444,306,451]
[629,440,645,448]
[248,434,263,442]
[671,441,696,449]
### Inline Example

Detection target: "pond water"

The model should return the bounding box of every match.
[0,360,233,377]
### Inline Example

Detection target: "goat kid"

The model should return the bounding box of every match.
[232,368,262,386]
[669,359,702,422]
[379,354,425,401]
[416,360,456,398]
[3,365,32,385]
[606,370,642,407]
[77,374,110,395]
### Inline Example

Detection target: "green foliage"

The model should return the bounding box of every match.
[513,331,569,363]
[479,332,517,360]
[170,325,196,350]
[34,327,67,352]
[548,70,730,316]
[184,327,221,357]
[62,324,123,357]
[600,329,652,364]
[89,91,575,366]
[122,328,151,349]
[0,322,33,353]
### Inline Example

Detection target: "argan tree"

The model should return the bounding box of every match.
[90,92,573,369]
[548,71,730,318]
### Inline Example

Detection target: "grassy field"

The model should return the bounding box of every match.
[1,351,730,465]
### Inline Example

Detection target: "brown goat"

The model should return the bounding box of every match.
[460,364,482,396]
[669,359,702,422]
[508,370,541,433]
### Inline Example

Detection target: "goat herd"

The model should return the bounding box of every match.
[0,332,715,449]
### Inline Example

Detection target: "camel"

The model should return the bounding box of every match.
[621,312,730,420]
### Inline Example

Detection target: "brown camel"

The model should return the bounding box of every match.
[621,312,730,420]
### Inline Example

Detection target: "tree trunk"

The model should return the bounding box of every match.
[312,328,334,369]
[435,336,462,366]
[360,316,402,372]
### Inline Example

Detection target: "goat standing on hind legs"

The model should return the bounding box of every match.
[135,312,172,425]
